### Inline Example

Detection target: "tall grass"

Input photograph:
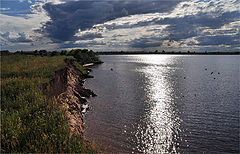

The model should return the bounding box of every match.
[1,55,97,153]
[73,61,87,75]
[1,55,67,80]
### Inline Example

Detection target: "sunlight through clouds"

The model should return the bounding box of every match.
[0,0,239,52]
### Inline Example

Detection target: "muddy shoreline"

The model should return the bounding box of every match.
[48,58,96,135]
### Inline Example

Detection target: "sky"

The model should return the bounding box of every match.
[0,0,239,52]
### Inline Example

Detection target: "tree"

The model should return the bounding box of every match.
[60,50,67,55]
[39,50,48,56]
[50,51,60,56]
[0,50,10,55]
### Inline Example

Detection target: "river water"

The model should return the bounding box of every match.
[84,55,239,153]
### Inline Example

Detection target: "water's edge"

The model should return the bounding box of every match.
[84,55,239,153]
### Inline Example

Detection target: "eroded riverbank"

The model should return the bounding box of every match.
[49,58,96,135]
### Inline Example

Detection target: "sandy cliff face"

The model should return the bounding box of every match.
[49,58,95,135]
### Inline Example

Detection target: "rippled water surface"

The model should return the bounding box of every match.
[84,55,239,153]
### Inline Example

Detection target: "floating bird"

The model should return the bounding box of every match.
[218,72,220,74]
[110,68,113,71]
[205,68,207,70]
[211,72,213,74]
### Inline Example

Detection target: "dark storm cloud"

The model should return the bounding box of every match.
[39,0,183,42]
[75,32,103,40]
[196,34,240,46]
[133,11,240,40]
[130,37,163,48]
[60,40,106,48]
[160,11,240,40]
[129,10,240,49]
[0,32,32,43]
[98,7,240,49]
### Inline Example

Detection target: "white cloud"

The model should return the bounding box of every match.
[1,0,239,52]
[0,13,48,32]
[0,8,10,11]
[171,0,239,17]
[201,21,240,36]
[0,1,52,51]
[77,0,239,51]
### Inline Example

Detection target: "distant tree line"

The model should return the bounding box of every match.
[97,50,239,55]
[0,49,103,64]
[1,49,239,57]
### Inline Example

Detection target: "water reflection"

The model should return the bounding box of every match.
[85,55,239,153]
[133,55,181,153]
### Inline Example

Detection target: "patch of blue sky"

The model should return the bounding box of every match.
[0,0,35,16]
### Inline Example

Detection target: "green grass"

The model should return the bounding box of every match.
[1,55,67,80]
[73,61,87,75]
[1,55,97,153]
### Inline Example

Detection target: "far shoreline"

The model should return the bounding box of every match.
[97,51,240,55]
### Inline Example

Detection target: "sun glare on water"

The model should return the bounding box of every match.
[133,55,182,153]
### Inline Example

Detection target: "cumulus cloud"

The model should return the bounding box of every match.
[157,11,240,41]
[75,32,103,40]
[130,38,163,48]
[112,0,240,50]
[39,0,183,42]
[0,32,32,43]
[60,40,106,49]
[196,34,240,46]
[1,0,239,52]
[0,8,10,11]
[0,5,51,51]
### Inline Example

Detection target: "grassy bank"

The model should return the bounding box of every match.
[1,51,99,152]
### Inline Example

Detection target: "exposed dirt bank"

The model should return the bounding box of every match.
[49,58,96,135]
